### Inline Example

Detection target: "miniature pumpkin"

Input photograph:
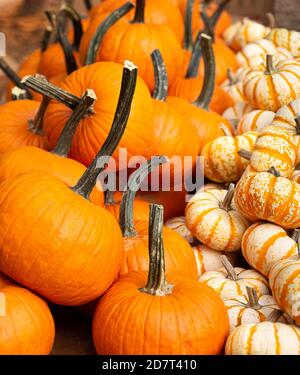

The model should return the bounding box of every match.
[236,110,275,135]
[266,28,300,57]
[234,168,300,228]
[199,255,270,300]
[225,321,300,355]
[186,184,250,252]
[222,102,254,123]
[165,216,194,244]
[92,204,229,354]
[242,222,298,277]
[220,68,247,104]
[0,286,55,355]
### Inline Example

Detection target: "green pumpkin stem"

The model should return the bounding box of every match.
[52,89,96,157]
[268,166,280,177]
[132,0,145,24]
[41,25,53,53]
[265,54,275,75]
[193,33,215,110]
[11,87,30,100]
[238,149,252,160]
[185,32,202,78]
[86,2,134,65]
[56,16,78,74]
[84,0,92,11]
[210,0,231,29]
[28,95,51,134]
[220,255,238,281]
[183,0,195,51]
[119,156,168,237]
[0,58,32,99]
[220,183,235,211]
[246,286,260,310]
[151,49,168,101]
[59,3,84,51]
[200,7,215,42]
[140,204,174,296]
[72,60,137,199]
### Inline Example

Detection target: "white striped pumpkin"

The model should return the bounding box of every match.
[193,244,238,278]
[234,169,300,228]
[224,288,284,333]
[165,216,194,244]
[243,56,300,112]
[269,255,300,326]
[186,186,250,252]
[292,169,300,183]
[242,222,298,277]
[267,28,300,56]
[220,69,247,104]
[222,102,255,123]
[225,322,300,355]
[199,257,270,300]
[236,110,275,135]
[201,131,258,183]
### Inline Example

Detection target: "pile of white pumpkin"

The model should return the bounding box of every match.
[166,15,300,355]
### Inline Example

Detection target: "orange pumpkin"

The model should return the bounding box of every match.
[92,204,229,354]
[0,286,55,354]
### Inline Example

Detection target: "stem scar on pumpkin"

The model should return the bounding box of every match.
[140,204,174,296]
[220,255,238,281]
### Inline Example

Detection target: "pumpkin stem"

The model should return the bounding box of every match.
[294,114,300,135]
[265,55,275,75]
[119,156,168,237]
[71,60,137,199]
[28,95,51,134]
[238,149,252,160]
[268,166,280,177]
[84,0,92,11]
[220,183,235,211]
[266,12,276,28]
[151,49,168,102]
[0,58,32,99]
[183,0,195,51]
[86,2,134,65]
[45,10,57,30]
[200,6,215,42]
[227,68,236,85]
[132,0,145,24]
[59,2,84,51]
[11,87,30,100]
[41,25,53,53]
[193,33,215,110]
[220,255,238,281]
[52,89,96,157]
[210,0,231,29]
[246,286,260,310]
[105,190,116,206]
[185,31,202,78]
[219,123,232,137]
[140,204,174,296]
[268,309,284,323]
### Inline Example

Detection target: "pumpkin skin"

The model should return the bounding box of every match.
[236,110,275,135]
[92,272,229,354]
[0,171,124,306]
[0,100,49,153]
[165,216,194,244]
[44,62,154,167]
[267,28,300,57]
[201,131,258,183]
[234,171,300,228]
[0,286,55,355]
[225,322,300,355]
[220,72,247,105]
[185,188,250,252]
[199,267,270,301]
[269,255,300,325]
[222,102,254,123]
[242,222,298,277]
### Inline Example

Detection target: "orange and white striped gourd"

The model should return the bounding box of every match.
[186,185,250,252]
[225,321,300,354]
[243,55,300,112]
[199,255,270,300]
[220,69,247,104]
[242,223,298,277]
[222,102,254,123]
[165,216,194,244]
[224,287,285,332]
[201,127,258,183]
[267,28,300,57]
[236,109,275,135]
[234,168,300,228]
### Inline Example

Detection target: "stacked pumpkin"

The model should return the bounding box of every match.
[0,0,299,356]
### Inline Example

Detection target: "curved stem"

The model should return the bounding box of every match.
[268,166,280,177]
[52,89,96,157]
[59,3,84,51]
[238,149,252,160]
[193,33,215,110]
[86,2,134,65]
[246,286,260,310]
[56,16,78,74]
[119,156,168,237]
[220,255,238,281]
[11,87,30,100]
[265,55,275,75]
[151,50,168,101]
[84,0,92,11]
[200,7,215,41]
[41,26,53,52]
[131,0,145,24]
[0,59,32,99]
[140,204,174,296]
[28,96,51,134]
[105,190,116,206]
[266,12,276,28]
[220,183,235,211]
[294,114,300,135]
[72,61,137,199]
[210,0,231,29]
[183,0,195,51]
[219,123,232,137]
[185,32,202,78]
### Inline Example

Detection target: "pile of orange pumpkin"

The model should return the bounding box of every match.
[0,0,300,356]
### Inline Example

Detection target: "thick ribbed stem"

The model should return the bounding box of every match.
[151,50,168,101]
[246,287,260,310]
[28,96,50,134]
[56,16,78,74]
[0,59,32,99]
[71,61,137,199]
[220,183,235,211]
[119,156,168,237]
[140,204,174,296]
[183,0,195,51]
[268,167,280,177]
[265,55,275,75]
[132,0,145,24]
[86,2,134,65]
[52,89,96,157]
[11,87,30,100]
[238,149,252,160]
[185,32,202,78]
[193,33,215,110]
[59,3,84,51]
[221,255,238,281]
